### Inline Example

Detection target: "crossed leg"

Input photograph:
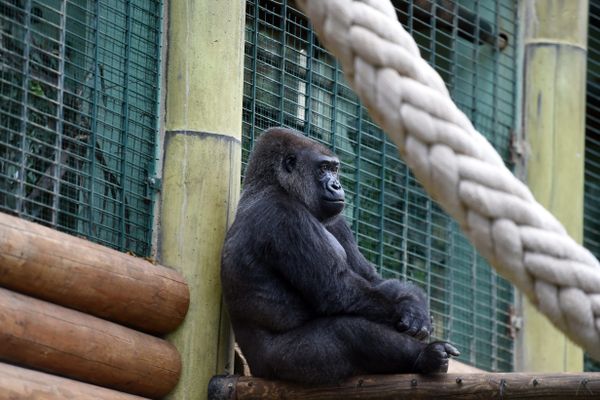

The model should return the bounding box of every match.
[242,316,430,384]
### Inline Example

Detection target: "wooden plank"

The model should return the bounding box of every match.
[0,362,150,400]
[0,212,189,334]
[208,373,600,400]
[0,288,180,398]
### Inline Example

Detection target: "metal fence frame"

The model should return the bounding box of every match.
[0,0,162,256]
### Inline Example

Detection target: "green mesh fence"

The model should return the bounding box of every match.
[243,0,516,371]
[0,0,162,256]
[584,0,600,373]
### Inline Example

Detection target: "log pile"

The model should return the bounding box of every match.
[0,212,189,399]
[0,362,149,400]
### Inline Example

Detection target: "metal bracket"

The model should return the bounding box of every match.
[146,176,162,192]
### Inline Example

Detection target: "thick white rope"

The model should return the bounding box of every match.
[295,0,600,359]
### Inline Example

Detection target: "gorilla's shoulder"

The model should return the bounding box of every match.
[239,187,305,219]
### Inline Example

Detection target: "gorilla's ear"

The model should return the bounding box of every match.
[283,154,297,173]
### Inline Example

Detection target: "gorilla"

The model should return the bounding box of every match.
[221,127,459,384]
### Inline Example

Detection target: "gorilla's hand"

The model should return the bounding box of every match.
[375,280,432,340]
[414,342,460,374]
[395,297,432,340]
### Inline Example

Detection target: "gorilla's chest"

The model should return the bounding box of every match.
[323,228,347,261]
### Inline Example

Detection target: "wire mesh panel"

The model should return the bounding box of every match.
[584,0,600,373]
[243,0,516,371]
[0,0,162,255]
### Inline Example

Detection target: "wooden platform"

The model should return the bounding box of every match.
[209,373,600,400]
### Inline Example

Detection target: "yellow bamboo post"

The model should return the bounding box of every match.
[160,0,245,398]
[520,0,588,371]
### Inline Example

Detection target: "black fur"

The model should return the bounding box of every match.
[221,127,459,384]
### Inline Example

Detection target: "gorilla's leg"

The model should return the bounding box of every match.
[245,317,431,384]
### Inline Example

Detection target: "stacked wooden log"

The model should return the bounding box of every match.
[0,212,189,399]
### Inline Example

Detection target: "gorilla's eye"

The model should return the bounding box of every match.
[319,162,339,175]
[284,155,297,172]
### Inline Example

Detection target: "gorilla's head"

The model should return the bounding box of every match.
[244,127,345,220]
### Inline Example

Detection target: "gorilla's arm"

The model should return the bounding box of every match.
[261,201,400,324]
[325,215,424,299]
[325,215,432,339]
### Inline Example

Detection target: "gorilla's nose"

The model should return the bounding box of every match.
[329,179,342,191]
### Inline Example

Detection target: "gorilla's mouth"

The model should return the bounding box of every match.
[323,197,344,204]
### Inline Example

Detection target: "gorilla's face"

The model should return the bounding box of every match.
[314,154,345,218]
[273,132,345,221]
[285,149,344,220]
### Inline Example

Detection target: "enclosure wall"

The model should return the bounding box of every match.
[0,0,162,256]
[583,0,600,373]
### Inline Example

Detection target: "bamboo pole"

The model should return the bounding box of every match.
[0,211,189,335]
[519,0,589,371]
[208,373,600,400]
[160,0,245,399]
[0,287,180,398]
[0,362,150,400]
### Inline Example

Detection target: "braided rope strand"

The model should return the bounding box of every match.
[296,0,600,358]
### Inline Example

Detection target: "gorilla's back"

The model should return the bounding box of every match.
[221,191,314,334]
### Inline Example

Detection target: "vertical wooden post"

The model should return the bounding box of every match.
[160,0,245,398]
[520,0,588,372]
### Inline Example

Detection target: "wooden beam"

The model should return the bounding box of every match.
[0,212,189,335]
[0,362,150,400]
[0,287,180,398]
[208,373,600,400]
